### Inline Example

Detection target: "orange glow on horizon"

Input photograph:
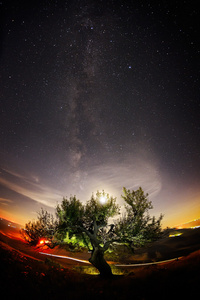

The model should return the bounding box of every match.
[0,210,30,226]
[1,192,200,229]
[161,194,200,228]
[0,212,19,224]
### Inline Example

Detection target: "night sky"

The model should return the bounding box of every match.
[0,0,200,227]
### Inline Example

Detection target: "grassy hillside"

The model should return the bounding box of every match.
[0,238,199,300]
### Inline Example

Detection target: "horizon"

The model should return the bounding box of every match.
[1,201,200,229]
[1,215,200,230]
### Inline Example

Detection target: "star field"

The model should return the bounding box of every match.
[0,1,200,226]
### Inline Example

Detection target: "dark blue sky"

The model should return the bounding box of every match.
[0,0,200,226]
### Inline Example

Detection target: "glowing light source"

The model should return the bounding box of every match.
[39,238,50,245]
[169,233,182,238]
[99,195,107,204]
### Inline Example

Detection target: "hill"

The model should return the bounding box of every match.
[0,217,22,229]
[176,218,200,229]
[0,217,200,299]
[130,227,200,263]
[0,237,199,300]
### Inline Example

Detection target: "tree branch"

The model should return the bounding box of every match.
[102,238,120,252]
[77,225,100,247]
[94,220,98,237]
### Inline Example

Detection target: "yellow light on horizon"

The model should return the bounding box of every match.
[169,233,183,238]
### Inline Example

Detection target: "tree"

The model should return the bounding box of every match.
[115,187,163,249]
[23,187,163,277]
[56,191,120,277]
[56,188,163,276]
[21,208,57,247]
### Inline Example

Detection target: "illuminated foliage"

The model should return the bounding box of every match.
[115,187,163,248]
[56,191,120,277]
[56,188,163,276]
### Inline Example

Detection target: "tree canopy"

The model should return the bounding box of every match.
[22,187,163,276]
[115,187,163,247]
[21,208,57,247]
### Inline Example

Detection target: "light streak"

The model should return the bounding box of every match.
[115,257,183,267]
[169,233,182,237]
[39,252,90,264]
[39,251,183,267]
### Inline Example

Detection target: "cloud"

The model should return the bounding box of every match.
[0,197,13,206]
[67,156,162,206]
[0,168,62,208]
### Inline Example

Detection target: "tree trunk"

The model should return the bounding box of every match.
[89,246,113,277]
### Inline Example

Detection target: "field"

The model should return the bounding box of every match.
[0,218,200,300]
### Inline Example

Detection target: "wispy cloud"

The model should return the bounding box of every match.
[0,167,62,208]
[0,197,13,206]
[66,156,163,206]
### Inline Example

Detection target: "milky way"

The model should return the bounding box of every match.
[0,1,200,226]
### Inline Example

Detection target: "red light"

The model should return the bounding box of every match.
[39,238,50,246]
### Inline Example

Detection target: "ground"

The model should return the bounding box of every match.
[0,218,200,299]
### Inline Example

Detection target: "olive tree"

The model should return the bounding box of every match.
[56,191,120,277]
[115,187,163,249]
[23,187,163,277]
[56,188,163,276]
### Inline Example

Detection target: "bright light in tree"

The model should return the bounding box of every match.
[99,195,107,204]
[39,238,50,245]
